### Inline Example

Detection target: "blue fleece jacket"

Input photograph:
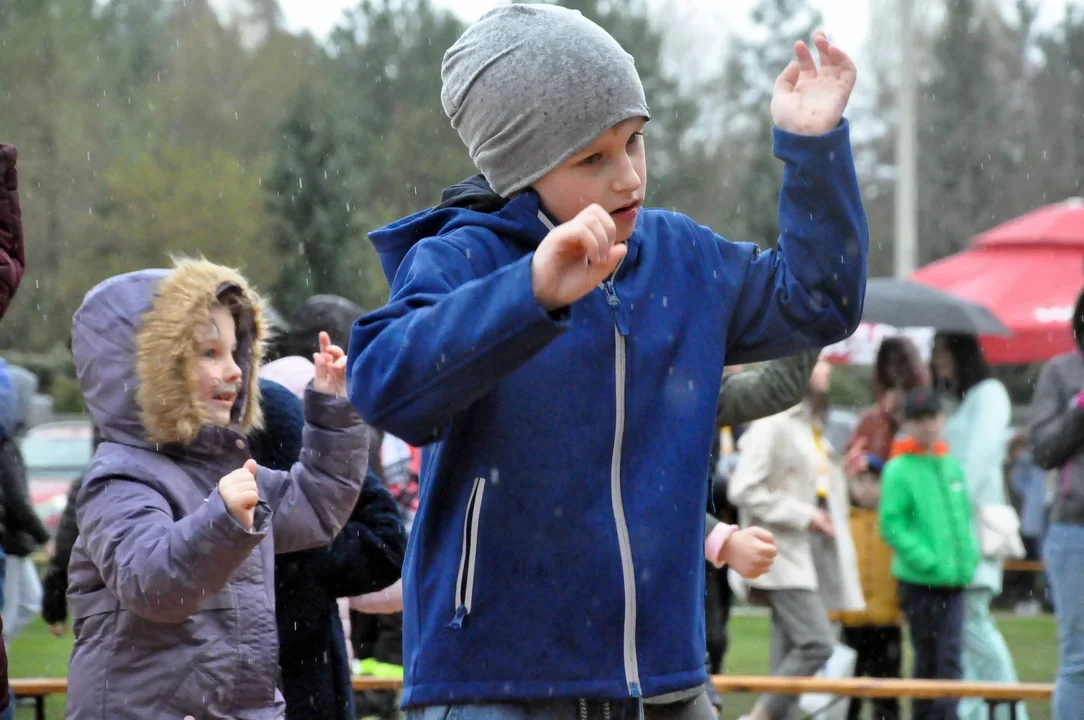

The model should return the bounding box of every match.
[347,121,867,706]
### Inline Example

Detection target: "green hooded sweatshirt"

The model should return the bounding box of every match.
[879,436,979,588]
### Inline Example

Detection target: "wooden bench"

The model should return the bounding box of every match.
[12,674,1054,720]
[1004,559,1046,573]
[714,675,1052,719]
[10,678,68,720]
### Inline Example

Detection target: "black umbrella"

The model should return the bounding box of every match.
[861,277,1011,336]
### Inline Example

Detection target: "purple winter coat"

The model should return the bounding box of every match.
[65,259,368,719]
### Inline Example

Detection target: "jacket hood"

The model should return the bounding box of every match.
[872,336,929,398]
[367,174,548,285]
[72,258,267,448]
[1075,286,1084,352]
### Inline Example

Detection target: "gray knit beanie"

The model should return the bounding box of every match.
[441,4,650,198]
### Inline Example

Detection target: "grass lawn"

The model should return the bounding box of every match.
[7,613,1060,720]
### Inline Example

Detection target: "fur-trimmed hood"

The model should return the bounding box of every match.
[72,258,267,447]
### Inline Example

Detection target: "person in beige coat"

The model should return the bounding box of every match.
[728,359,863,720]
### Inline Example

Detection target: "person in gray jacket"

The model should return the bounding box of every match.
[1030,286,1084,720]
[64,258,368,719]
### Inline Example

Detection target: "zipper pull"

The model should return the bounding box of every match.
[447,604,468,630]
[602,281,630,336]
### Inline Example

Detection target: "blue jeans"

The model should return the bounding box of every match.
[406,698,645,720]
[1045,524,1084,720]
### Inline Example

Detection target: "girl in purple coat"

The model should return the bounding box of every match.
[64,257,369,719]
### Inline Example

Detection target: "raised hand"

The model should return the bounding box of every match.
[771,30,857,136]
[219,459,259,530]
[313,331,348,397]
[531,204,627,312]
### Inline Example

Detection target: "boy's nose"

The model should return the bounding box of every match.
[612,157,640,194]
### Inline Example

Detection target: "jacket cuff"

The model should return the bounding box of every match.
[705,523,739,569]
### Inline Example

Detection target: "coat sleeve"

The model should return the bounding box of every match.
[727,418,817,530]
[0,145,25,320]
[878,460,937,574]
[347,242,569,447]
[956,381,1012,501]
[711,122,867,364]
[314,470,406,598]
[715,351,818,428]
[0,439,50,547]
[262,387,370,555]
[41,475,83,625]
[1029,360,1084,471]
[76,475,267,624]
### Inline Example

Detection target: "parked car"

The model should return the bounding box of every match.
[20,419,93,533]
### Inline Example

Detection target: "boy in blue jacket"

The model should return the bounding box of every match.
[347,5,866,719]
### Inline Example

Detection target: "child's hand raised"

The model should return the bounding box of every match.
[219,459,259,531]
[723,526,778,579]
[770,30,857,136]
[531,204,627,312]
[313,331,348,397]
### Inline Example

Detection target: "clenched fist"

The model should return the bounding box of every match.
[723,526,778,580]
[531,204,627,312]
[219,459,259,530]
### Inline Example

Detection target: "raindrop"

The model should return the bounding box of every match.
[298,177,303,189]
[662,296,668,307]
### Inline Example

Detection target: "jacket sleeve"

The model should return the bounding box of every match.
[727,418,817,530]
[0,145,25,320]
[314,470,406,598]
[262,387,370,555]
[716,351,818,428]
[76,474,268,624]
[347,243,569,446]
[716,122,868,364]
[956,381,1012,500]
[41,475,83,625]
[878,460,937,574]
[0,440,50,547]
[1029,359,1084,471]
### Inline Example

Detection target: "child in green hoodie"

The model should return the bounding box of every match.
[879,386,979,720]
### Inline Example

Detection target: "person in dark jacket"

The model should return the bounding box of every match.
[0,145,24,321]
[1030,286,1084,720]
[0,141,24,720]
[250,377,406,720]
[0,420,49,648]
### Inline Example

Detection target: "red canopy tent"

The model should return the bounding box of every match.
[911,198,1084,365]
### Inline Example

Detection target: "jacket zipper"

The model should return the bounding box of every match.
[448,476,486,629]
[536,209,640,696]
[601,262,639,697]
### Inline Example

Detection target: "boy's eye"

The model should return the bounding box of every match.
[627,132,643,147]
[579,153,602,167]
[202,348,217,359]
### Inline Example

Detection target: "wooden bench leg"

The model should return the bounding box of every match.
[35,696,45,720]
[985,699,1018,720]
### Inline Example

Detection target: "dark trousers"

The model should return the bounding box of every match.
[841,625,902,720]
[350,610,403,720]
[704,561,733,672]
[898,582,965,720]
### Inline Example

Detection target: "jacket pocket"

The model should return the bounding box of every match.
[448,476,486,629]
[156,663,225,718]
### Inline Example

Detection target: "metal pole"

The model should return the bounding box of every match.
[894,0,918,277]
